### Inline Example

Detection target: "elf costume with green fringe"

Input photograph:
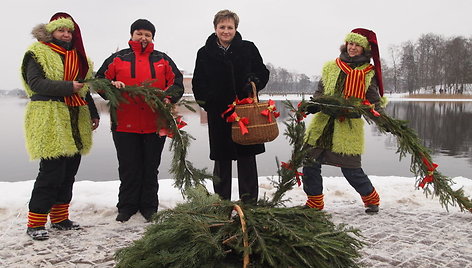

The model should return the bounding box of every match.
[302,28,384,212]
[21,41,94,160]
[22,12,99,241]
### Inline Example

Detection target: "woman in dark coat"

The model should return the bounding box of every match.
[192,9,269,204]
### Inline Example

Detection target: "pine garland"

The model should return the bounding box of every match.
[86,78,212,192]
[299,95,472,212]
[85,83,366,267]
[261,101,311,206]
[115,187,364,268]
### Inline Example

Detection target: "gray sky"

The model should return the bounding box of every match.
[1,0,471,90]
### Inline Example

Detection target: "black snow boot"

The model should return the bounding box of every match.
[51,219,81,230]
[27,226,49,240]
[365,205,379,214]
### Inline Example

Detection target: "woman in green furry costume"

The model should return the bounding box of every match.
[20,12,99,240]
[301,28,385,214]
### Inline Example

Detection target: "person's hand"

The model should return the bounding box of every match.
[72,81,84,93]
[91,118,100,130]
[111,80,126,89]
[242,82,254,96]
[246,73,260,84]
[299,102,320,115]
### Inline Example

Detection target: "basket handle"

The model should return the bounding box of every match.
[249,81,259,103]
[233,204,250,268]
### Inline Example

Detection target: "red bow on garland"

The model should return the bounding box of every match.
[296,102,307,122]
[418,156,438,188]
[362,100,380,117]
[281,161,304,186]
[260,99,280,123]
[226,112,249,135]
[158,116,187,138]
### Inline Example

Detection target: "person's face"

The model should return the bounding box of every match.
[215,18,236,47]
[347,42,364,57]
[131,29,153,48]
[52,27,73,43]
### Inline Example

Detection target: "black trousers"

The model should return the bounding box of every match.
[302,162,374,196]
[112,131,166,215]
[213,155,259,204]
[29,154,81,214]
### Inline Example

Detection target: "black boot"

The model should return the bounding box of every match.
[27,227,49,240]
[365,205,379,214]
[116,212,132,222]
[51,219,81,230]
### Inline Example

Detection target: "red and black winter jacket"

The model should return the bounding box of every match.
[96,40,184,133]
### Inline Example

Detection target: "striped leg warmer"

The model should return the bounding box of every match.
[305,194,324,210]
[50,203,70,224]
[27,212,48,228]
[361,188,380,207]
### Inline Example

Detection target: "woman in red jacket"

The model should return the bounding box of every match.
[96,19,184,222]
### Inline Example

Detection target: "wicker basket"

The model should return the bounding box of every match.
[231,83,279,145]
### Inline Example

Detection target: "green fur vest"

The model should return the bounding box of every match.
[305,60,374,155]
[21,42,94,160]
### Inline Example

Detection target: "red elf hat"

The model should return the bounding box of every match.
[49,12,89,80]
[346,28,384,96]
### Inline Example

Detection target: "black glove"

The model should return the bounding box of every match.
[246,73,260,85]
[242,82,254,96]
[305,104,321,115]
[299,102,320,115]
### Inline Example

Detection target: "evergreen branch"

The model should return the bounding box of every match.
[301,96,472,212]
[85,78,212,193]
[262,100,311,206]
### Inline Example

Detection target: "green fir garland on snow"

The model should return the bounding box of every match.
[84,83,366,267]
[115,187,365,268]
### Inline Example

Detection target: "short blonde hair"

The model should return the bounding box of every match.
[213,9,239,29]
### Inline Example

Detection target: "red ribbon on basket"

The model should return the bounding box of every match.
[362,100,380,117]
[281,161,304,186]
[220,97,255,119]
[418,156,438,188]
[226,112,249,135]
[260,99,280,123]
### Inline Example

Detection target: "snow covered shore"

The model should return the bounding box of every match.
[0,176,471,267]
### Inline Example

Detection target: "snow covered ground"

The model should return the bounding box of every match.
[0,176,471,267]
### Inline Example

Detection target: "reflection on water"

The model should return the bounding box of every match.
[1,97,471,182]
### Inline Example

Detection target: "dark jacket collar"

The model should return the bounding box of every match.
[204,31,243,56]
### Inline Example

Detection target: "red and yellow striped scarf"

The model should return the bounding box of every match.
[335,58,373,100]
[41,42,87,106]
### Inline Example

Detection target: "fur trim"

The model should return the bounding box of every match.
[31,24,52,42]
[46,17,74,33]
[345,32,370,50]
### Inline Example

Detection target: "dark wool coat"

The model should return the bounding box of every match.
[192,32,270,160]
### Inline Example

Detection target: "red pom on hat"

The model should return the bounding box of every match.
[350,28,384,96]
[49,12,89,80]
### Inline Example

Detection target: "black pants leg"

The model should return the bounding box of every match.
[29,154,81,214]
[237,155,258,204]
[113,132,143,215]
[213,160,232,200]
[139,134,166,214]
[302,162,323,196]
[113,132,165,215]
[341,167,375,196]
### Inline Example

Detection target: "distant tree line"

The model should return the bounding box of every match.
[383,34,472,94]
[264,63,318,94]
